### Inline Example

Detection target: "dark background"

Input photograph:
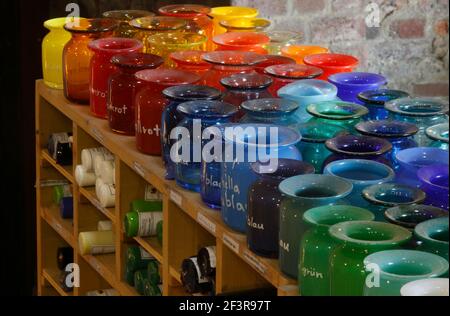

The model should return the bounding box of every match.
[0,0,229,296]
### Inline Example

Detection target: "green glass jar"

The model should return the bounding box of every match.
[363,250,449,296]
[147,260,160,285]
[143,280,162,296]
[415,217,449,261]
[134,269,149,295]
[125,246,155,272]
[329,221,412,296]
[299,205,374,296]
[131,200,162,212]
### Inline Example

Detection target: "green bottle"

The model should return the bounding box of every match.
[131,200,162,213]
[124,210,163,238]
[53,184,72,205]
[147,260,160,285]
[143,279,162,296]
[134,269,149,295]
[125,246,155,272]
[156,221,163,245]
[125,265,135,286]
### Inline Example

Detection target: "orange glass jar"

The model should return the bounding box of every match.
[281,45,329,64]
[265,64,323,96]
[63,18,118,104]
[159,4,214,51]
[130,16,188,53]
[213,32,270,54]
[170,51,211,77]
[102,10,154,38]
[304,53,359,80]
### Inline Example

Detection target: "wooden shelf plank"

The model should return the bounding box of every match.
[42,268,73,297]
[169,266,182,284]
[41,150,74,183]
[134,237,163,264]
[82,254,117,288]
[79,186,116,223]
[41,206,75,248]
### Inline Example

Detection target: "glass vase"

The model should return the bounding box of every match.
[102,10,154,38]
[221,124,302,233]
[329,221,412,296]
[401,278,450,296]
[170,51,211,77]
[263,31,303,56]
[415,217,449,261]
[63,18,118,104]
[357,89,410,121]
[213,32,270,54]
[108,53,163,135]
[281,45,329,64]
[304,53,359,80]
[254,55,296,74]
[42,18,71,89]
[418,165,449,210]
[220,17,271,33]
[426,123,449,151]
[278,174,353,278]
[264,64,323,96]
[299,205,374,296]
[162,85,222,180]
[135,69,200,156]
[88,37,143,119]
[328,72,387,104]
[240,98,299,127]
[248,160,315,258]
[363,250,449,296]
[362,183,427,221]
[210,6,259,35]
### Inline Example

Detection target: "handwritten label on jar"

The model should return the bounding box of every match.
[197,213,216,235]
[223,234,239,254]
[243,250,267,275]
[222,173,247,213]
[170,190,182,207]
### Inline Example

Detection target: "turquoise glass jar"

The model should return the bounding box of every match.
[415,217,449,261]
[240,98,299,127]
[426,123,449,151]
[278,174,353,279]
[363,250,449,296]
[299,205,374,296]
[329,221,412,296]
[358,89,410,121]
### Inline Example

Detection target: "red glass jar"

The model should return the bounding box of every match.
[108,53,164,135]
[304,53,359,80]
[202,51,267,90]
[63,18,118,104]
[254,55,296,74]
[134,69,200,155]
[88,37,143,119]
[265,64,323,96]
[213,32,270,54]
[159,4,214,51]
[170,51,211,77]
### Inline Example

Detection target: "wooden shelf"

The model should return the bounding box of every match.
[134,237,163,264]
[42,268,73,297]
[79,186,116,223]
[41,206,75,248]
[41,150,74,184]
[82,254,116,289]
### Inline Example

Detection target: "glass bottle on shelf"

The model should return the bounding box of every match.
[102,10,154,38]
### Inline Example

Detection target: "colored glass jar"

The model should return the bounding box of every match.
[159,4,214,51]
[221,73,273,116]
[395,147,449,188]
[130,16,188,53]
[401,278,450,296]
[42,18,71,89]
[248,160,315,258]
[307,101,369,133]
[254,55,296,74]
[362,183,427,221]
[356,120,419,169]
[324,159,395,209]
[415,217,449,261]
[296,122,348,172]
[329,221,412,296]
[108,53,163,135]
[299,205,375,296]
[102,10,154,38]
[63,18,118,104]
[210,6,259,35]
[265,64,323,96]
[170,51,211,77]
[135,69,200,155]
[221,124,302,233]
[278,79,338,123]
[202,51,266,90]
[278,174,353,278]
[88,38,143,119]
[304,53,359,80]
[328,72,387,104]
[358,89,410,121]
[263,31,303,56]
[175,101,237,192]
[418,165,449,211]
[426,123,449,151]
[324,134,393,169]
[220,18,271,33]
[281,45,329,64]
[385,97,449,146]
[240,98,299,127]
[213,32,270,54]
[162,85,222,180]
[363,250,449,296]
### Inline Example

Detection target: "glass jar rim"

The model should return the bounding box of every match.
[135,69,200,86]
[263,30,303,43]
[396,147,449,168]
[417,164,449,190]
[324,159,395,185]
[213,32,271,47]
[102,10,154,21]
[277,79,338,100]
[328,72,387,87]
[265,64,323,80]
[44,17,71,30]
[220,18,271,31]
[357,89,410,105]
[362,183,426,206]
[202,51,267,66]
[220,73,273,90]
[355,120,419,138]
[251,159,315,178]
[170,50,210,67]
[129,16,187,31]
[426,123,449,143]
[304,53,359,69]
[64,18,118,33]
[163,85,222,101]
[303,205,375,228]
[256,55,296,69]
[241,98,299,115]
[385,97,449,117]
[159,4,211,17]
[298,122,349,143]
[176,100,237,118]
[210,6,259,17]
[224,124,301,148]
[415,217,449,247]
[111,52,163,70]
[147,32,207,47]
[385,205,448,229]
[88,37,142,54]
[281,44,329,56]
[325,135,393,156]
[307,101,369,120]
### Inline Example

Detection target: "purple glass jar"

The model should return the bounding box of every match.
[358,89,410,121]
[328,72,387,105]
[418,165,449,211]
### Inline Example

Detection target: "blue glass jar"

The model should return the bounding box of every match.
[296,122,348,172]
[239,98,299,127]
[278,79,338,123]
[328,72,387,105]
[174,101,237,192]
[162,85,222,180]
[221,124,302,233]
[426,123,449,151]
[385,97,449,146]
[357,89,409,121]
[356,120,418,169]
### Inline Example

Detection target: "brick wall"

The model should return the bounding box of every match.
[233,0,449,97]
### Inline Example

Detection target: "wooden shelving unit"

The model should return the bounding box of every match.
[35,80,298,296]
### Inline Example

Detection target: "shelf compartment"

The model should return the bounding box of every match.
[76,255,116,296]
[79,186,116,223]
[82,254,117,289]
[134,237,163,264]
[42,268,73,297]
[41,206,75,248]
[41,150,74,183]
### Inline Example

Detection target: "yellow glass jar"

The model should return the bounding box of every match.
[210,6,259,35]
[220,18,271,33]
[102,10,154,38]
[42,17,72,89]
[147,32,207,67]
